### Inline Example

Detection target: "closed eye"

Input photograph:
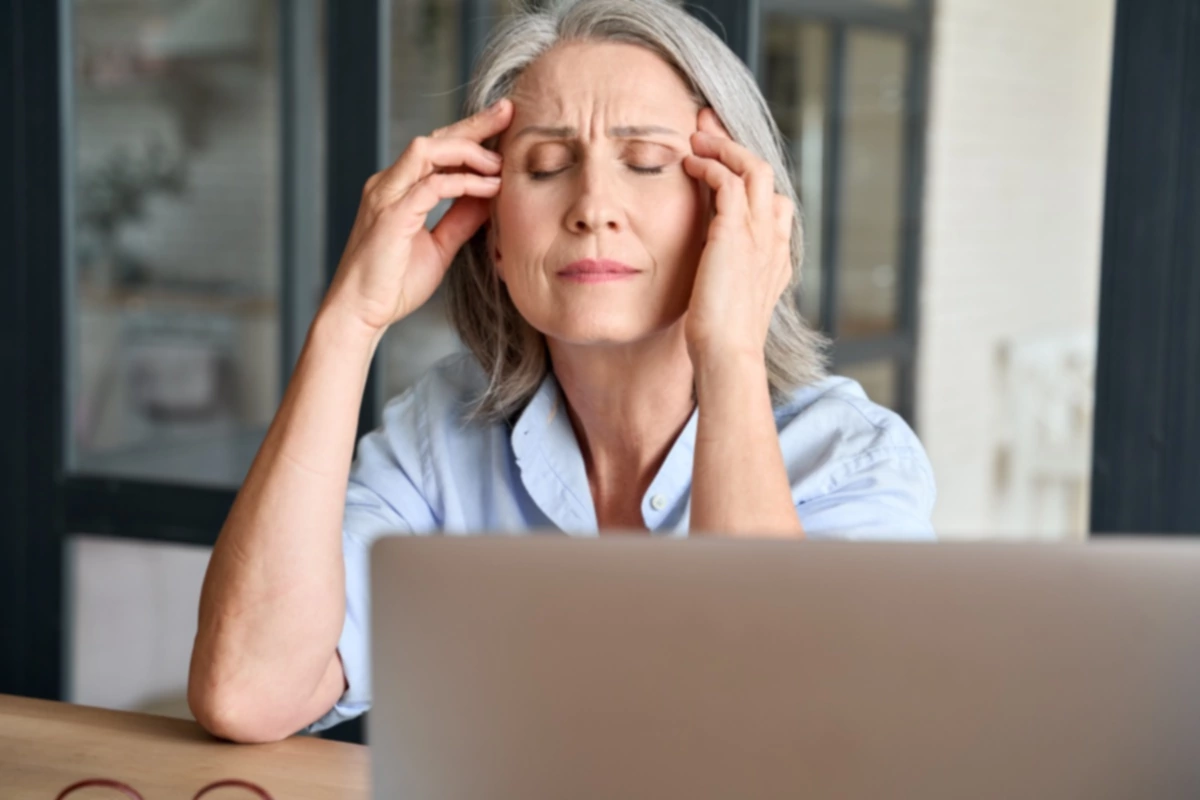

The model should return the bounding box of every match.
[530,163,668,180]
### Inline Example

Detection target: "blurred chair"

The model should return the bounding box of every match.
[997,331,1096,539]
[122,309,239,435]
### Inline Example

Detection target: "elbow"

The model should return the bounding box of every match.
[188,674,296,744]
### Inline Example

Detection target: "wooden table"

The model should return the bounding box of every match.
[0,694,369,799]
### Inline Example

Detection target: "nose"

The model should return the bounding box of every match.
[564,159,624,235]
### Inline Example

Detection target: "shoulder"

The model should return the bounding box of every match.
[773,375,924,458]
[350,353,500,526]
[773,376,937,537]
[358,352,496,485]
[377,352,492,438]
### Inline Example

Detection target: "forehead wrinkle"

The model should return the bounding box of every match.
[512,124,681,142]
[504,44,699,148]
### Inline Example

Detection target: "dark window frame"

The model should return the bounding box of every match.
[2,0,68,703]
[1090,0,1200,535]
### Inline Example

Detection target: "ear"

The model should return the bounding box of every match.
[487,222,506,283]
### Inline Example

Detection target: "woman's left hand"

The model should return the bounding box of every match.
[682,108,794,368]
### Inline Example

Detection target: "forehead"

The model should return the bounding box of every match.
[507,41,699,129]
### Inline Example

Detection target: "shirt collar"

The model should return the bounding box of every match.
[510,371,698,536]
[511,371,595,534]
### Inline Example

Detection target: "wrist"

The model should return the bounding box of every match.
[687,331,766,371]
[312,300,388,358]
[692,349,769,399]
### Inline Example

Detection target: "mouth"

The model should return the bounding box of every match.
[557,258,641,283]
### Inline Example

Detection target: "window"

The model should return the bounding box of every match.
[759,0,929,420]
[66,0,327,488]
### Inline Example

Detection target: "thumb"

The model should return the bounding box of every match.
[430,196,491,267]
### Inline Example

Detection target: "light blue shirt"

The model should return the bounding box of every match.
[305,354,936,733]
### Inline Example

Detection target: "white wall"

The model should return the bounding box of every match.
[68,536,209,718]
[917,0,1115,538]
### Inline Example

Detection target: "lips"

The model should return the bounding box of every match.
[557,259,640,282]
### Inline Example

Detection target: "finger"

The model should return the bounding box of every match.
[773,195,796,288]
[683,154,748,220]
[773,194,794,239]
[431,97,514,142]
[429,196,491,266]
[690,130,775,218]
[386,172,502,233]
[376,137,503,204]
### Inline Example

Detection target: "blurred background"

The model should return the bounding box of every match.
[4,0,1196,745]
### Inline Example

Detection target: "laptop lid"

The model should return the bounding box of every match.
[369,537,1200,799]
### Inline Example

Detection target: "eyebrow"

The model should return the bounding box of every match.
[511,124,682,141]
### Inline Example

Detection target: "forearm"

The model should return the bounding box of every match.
[190,302,383,739]
[690,354,804,538]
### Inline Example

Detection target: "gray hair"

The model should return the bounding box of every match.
[445,0,829,422]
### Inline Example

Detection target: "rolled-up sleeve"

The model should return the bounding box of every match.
[778,381,938,542]
[797,445,937,541]
[303,390,439,733]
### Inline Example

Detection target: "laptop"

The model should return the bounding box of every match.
[368,537,1200,799]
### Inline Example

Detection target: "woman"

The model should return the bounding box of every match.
[188,0,937,744]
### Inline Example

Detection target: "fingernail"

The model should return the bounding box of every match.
[488,98,507,113]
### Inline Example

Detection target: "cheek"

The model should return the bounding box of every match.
[493,187,555,262]
[638,180,709,262]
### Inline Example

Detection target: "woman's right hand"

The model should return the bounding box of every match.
[323,98,514,335]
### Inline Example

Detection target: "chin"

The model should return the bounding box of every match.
[533,310,684,349]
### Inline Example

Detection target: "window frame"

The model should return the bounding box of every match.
[1089,0,1200,534]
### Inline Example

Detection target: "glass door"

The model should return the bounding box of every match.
[67,0,325,489]
[60,0,329,723]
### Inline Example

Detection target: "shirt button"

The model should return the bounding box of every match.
[650,494,667,511]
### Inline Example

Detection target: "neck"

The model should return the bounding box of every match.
[548,323,696,506]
